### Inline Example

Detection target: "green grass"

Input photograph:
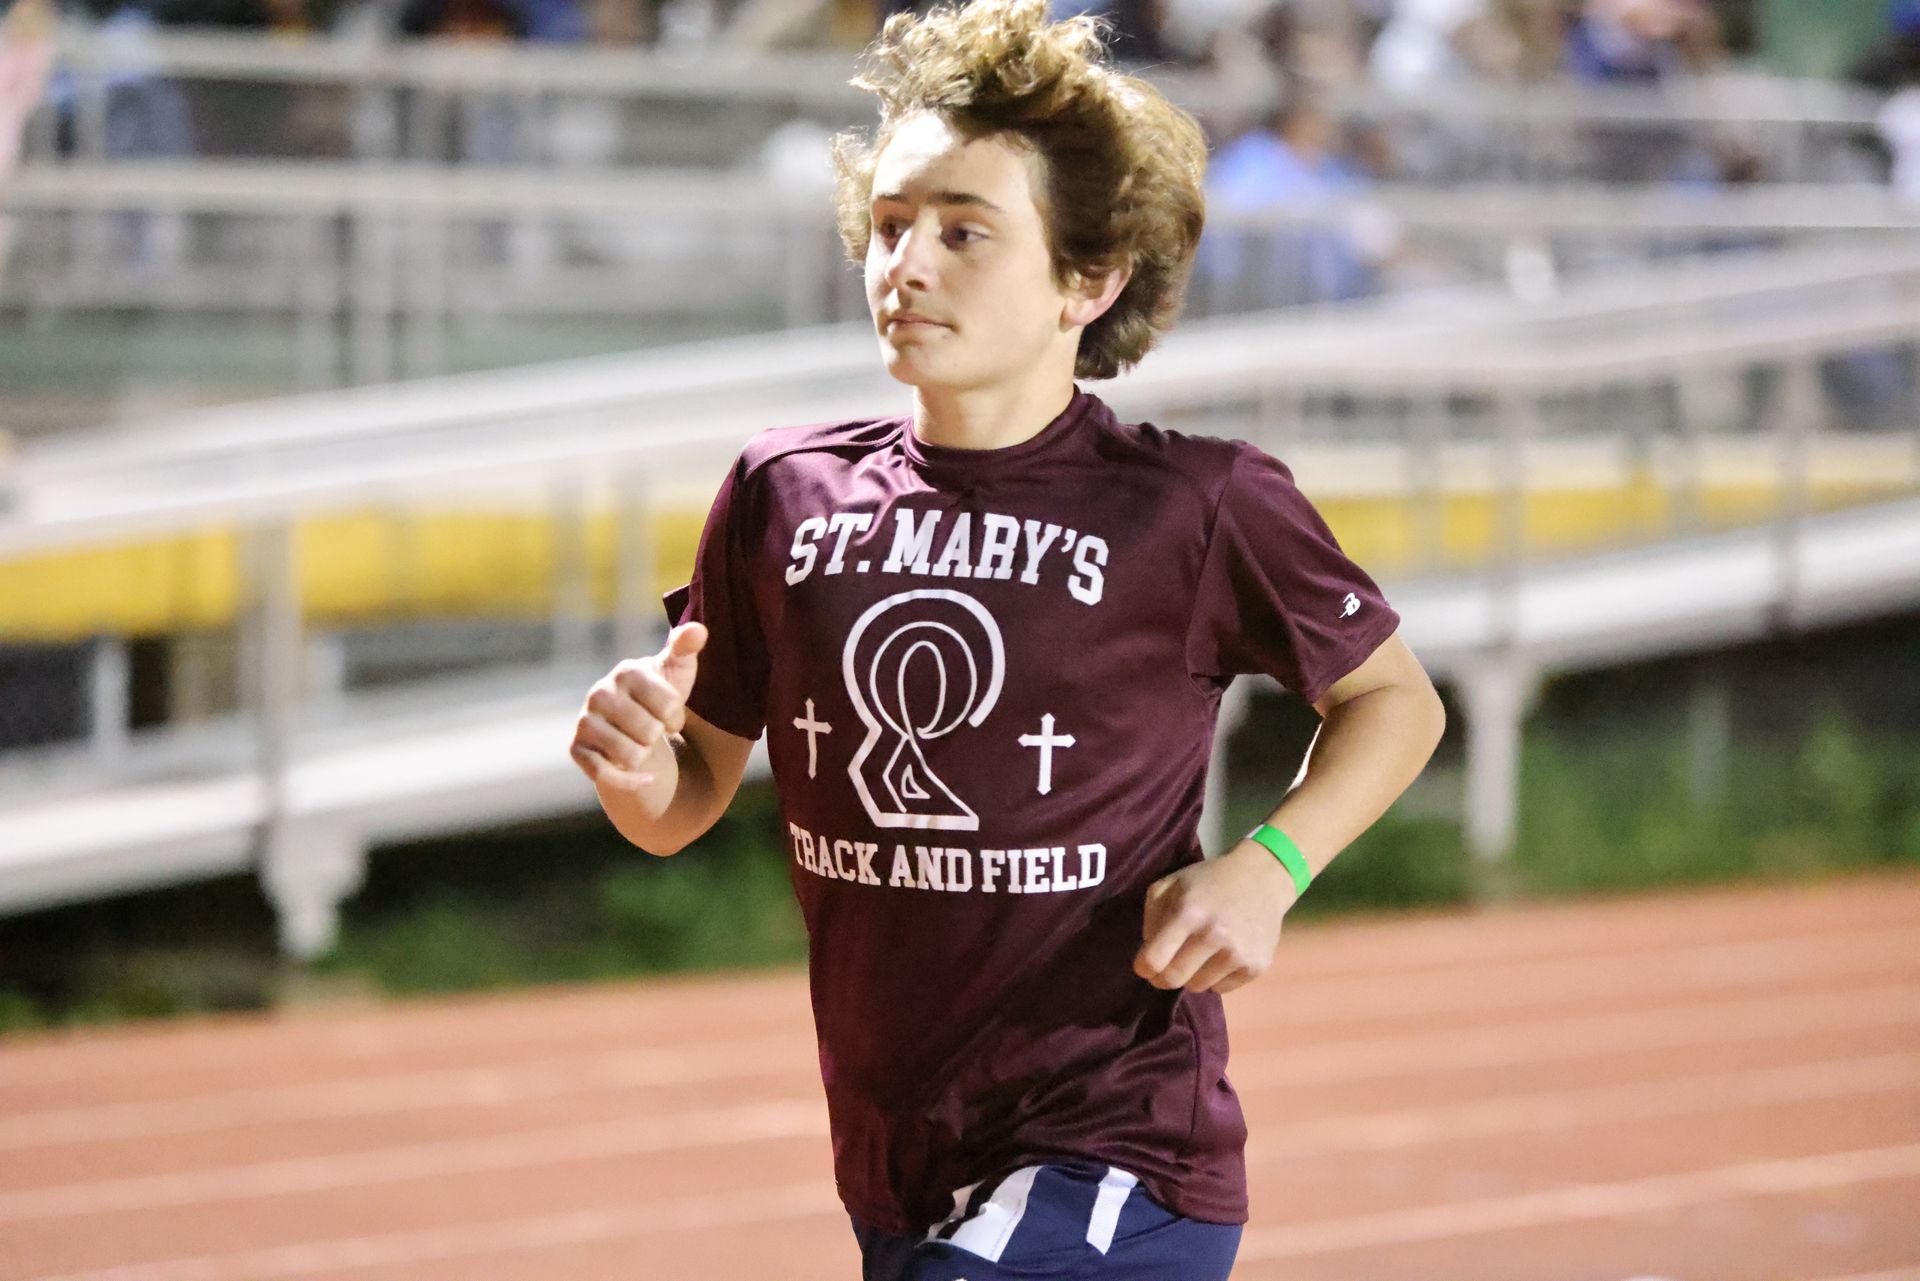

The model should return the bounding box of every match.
[305,781,807,998]
[1512,700,1920,899]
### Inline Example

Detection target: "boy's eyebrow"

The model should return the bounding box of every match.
[871,189,1006,215]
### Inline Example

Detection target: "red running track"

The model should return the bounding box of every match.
[2,867,1917,1281]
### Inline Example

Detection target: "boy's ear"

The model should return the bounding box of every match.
[1062,260,1133,330]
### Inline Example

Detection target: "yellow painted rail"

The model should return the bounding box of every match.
[0,474,1908,643]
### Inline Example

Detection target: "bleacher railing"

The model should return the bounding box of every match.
[26,27,1892,183]
[5,159,1914,386]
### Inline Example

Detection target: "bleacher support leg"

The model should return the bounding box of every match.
[261,821,367,963]
[1459,653,1541,904]
[88,634,130,765]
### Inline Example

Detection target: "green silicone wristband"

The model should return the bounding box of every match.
[1247,823,1312,897]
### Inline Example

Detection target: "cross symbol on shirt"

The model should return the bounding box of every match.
[793,697,831,778]
[1017,712,1075,795]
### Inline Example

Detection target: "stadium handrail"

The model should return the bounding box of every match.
[4,244,1917,558]
[14,237,1915,484]
[9,162,1914,231]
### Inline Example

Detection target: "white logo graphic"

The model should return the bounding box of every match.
[1017,712,1074,795]
[842,589,1004,830]
[792,697,831,778]
[1341,592,1361,618]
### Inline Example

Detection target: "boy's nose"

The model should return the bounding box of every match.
[884,225,938,291]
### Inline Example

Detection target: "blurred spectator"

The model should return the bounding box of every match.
[156,0,328,28]
[1366,0,1530,181]
[1192,87,1400,310]
[395,0,612,40]
[1824,28,1920,436]
[1854,2,1920,206]
[1880,76,1920,206]
[46,0,194,159]
[0,0,53,167]
[398,0,523,37]
[1155,0,1263,67]
[1562,0,1716,84]
[546,0,650,169]
[727,0,850,47]
[584,0,648,45]
[1260,1,1368,85]
[1666,133,1762,190]
[150,0,348,156]
[0,0,55,279]
[1048,0,1167,63]
[516,0,587,37]
[1369,0,1520,93]
[541,0,677,264]
[38,0,193,274]
[1848,0,1920,93]
[1562,0,1722,182]
[396,0,588,166]
[1500,0,1575,81]
[1658,135,1775,263]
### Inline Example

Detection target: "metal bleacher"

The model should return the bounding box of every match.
[2,237,1918,957]
[6,24,1920,954]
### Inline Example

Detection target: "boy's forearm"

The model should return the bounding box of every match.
[596,729,717,857]
[1234,683,1446,896]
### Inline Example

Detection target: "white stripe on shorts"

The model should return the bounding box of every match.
[1085,1165,1139,1255]
[923,1179,984,1243]
[946,1165,1042,1263]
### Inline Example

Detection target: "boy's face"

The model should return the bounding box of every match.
[864,112,1080,393]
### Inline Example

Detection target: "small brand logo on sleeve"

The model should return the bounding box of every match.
[1341,592,1361,618]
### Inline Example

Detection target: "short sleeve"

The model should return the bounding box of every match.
[659,451,771,741]
[1184,444,1401,705]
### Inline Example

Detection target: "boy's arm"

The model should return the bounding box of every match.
[1133,630,1446,994]
[597,709,757,857]
[1269,630,1449,887]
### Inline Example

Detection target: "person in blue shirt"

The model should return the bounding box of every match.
[1192,90,1383,310]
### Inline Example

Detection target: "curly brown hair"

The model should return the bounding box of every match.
[828,0,1209,381]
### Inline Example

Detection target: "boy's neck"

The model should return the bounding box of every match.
[909,371,1078,453]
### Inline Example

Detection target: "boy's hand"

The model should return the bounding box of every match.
[570,621,707,796]
[1133,841,1300,996]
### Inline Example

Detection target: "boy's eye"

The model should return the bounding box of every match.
[874,218,979,244]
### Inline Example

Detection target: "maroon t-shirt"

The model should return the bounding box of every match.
[661,385,1400,1234]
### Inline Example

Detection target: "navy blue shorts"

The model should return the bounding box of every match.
[849,1160,1242,1281]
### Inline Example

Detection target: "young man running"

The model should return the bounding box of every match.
[571,2,1447,1276]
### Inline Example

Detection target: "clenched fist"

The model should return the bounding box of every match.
[1132,841,1299,995]
[570,621,707,802]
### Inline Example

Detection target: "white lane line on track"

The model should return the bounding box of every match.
[0,991,816,1087]
[4,897,1914,1088]
[1798,1269,1920,1281]
[1247,1049,1920,1162]
[26,1178,843,1281]
[0,1098,829,1223]
[6,933,1917,1149]
[8,1046,1916,1225]
[7,979,1919,1169]
[0,1034,812,1150]
[1235,1141,1920,1261]
[24,1143,1920,1281]
[1230,982,1920,1089]
[1229,925,1920,1033]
